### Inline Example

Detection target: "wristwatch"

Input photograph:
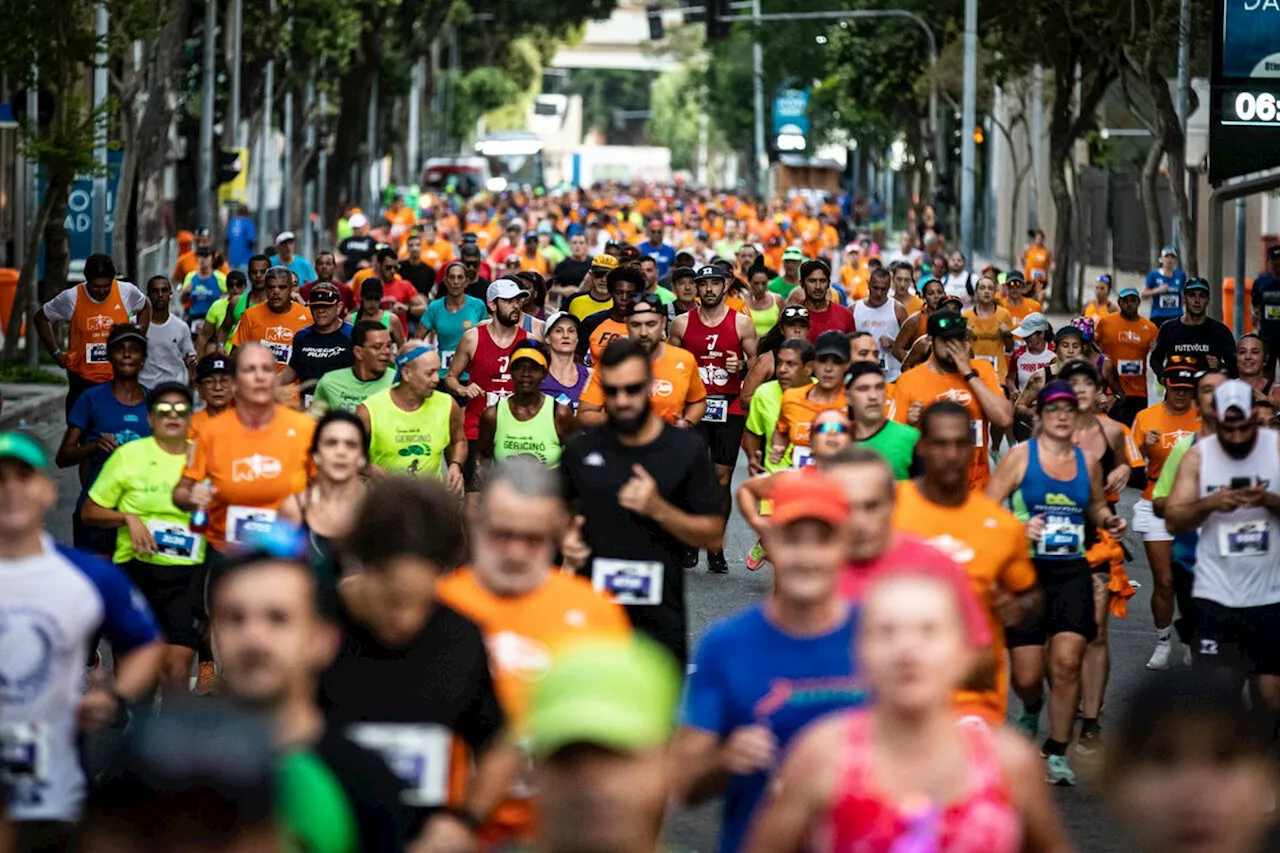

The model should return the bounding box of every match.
[962,370,979,382]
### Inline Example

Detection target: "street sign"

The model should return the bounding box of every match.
[1209,0,1280,184]
[218,146,249,204]
[772,87,810,152]
[64,150,123,262]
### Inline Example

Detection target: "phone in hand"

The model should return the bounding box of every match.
[1231,476,1255,490]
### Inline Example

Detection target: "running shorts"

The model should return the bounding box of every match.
[123,558,207,649]
[1005,557,1097,646]
[1131,498,1172,542]
[696,406,747,468]
[1193,598,1280,676]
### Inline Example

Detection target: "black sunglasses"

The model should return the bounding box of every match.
[602,381,648,398]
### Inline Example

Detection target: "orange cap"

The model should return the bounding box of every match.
[769,470,849,527]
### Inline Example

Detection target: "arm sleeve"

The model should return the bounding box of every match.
[66,549,160,652]
[457,637,507,753]
[40,288,78,323]
[1149,325,1168,375]
[1218,325,1240,376]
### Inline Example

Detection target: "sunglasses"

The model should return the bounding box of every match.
[812,421,849,435]
[151,402,191,417]
[602,381,648,398]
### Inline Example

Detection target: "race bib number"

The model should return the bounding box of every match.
[146,520,203,561]
[347,723,451,808]
[190,318,206,336]
[441,349,456,369]
[1219,520,1271,557]
[791,446,814,469]
[591,558,664,605]
[970,419,984,447]
[1158,294,1181,310]
[1038,517,1085,557]
[704,397,728,423]
[86,342,108,364]
[302,391,315,410]
[225,506,277,544]
[264,341,291,364]
[1,722,49,785]
[1030,269,1047,280]
[1118,359,1144,377]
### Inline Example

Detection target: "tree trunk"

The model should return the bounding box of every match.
[1048,145,1074,313]
[1140,137,1165,268]
[42,189,71,302]
[3,180,65,361]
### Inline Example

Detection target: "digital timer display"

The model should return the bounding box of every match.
[1222,90,1280,125]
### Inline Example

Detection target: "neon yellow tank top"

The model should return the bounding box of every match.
[364,386,453,477]
[747,299,781,338]
[494,396,562,468]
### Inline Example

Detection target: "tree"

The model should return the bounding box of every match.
[570,68,655,141]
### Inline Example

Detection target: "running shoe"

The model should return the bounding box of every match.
[1146,640,1173,670]
[1182,644,1193,667]
[1045,754,1077,786]
[1075,725,1103,755]
[707,550,730,574]
[745,541,767,571]
[680,548,700,570]
[1017,707,1039,740]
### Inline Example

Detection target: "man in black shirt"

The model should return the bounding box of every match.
[209,547,411,851]
[278,284,353,403]
[338,213,377,281]
[553,232,593,290]
[1251,244,1280,376]
[561,337,725,664]
[1151,277,1237,377]
[460,243,491,302]
[321,477,518,847]
[399,233,437,296]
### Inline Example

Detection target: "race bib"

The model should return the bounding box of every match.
[791,446,814,469]
[1158,294,1181,310]
[591,558,664,605]
[86,342,108,363]
[190,318,206,335]
[1218,520,1271,557]
[1030,269,1047,280]
[347,723,451,808]
[1038,517,1085,557]
[970,419,984,447]
[704,397,728,423]
[146,520,203,561]
[1,722,49,785]
[264,340,291,364]
[441,349,456,369]
[1265,304,1280,322]
[1118,359,1144,377]
[225,506,277,544]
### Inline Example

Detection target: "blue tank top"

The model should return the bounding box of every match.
[1011,439,1091,561]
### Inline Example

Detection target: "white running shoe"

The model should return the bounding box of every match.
[1181,644,1192,667]
[1146,640,1173,670]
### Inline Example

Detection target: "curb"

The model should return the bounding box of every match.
[0,384,67,430]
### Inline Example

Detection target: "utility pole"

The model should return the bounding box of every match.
[408,58,424,184]
[197,0,216,232]
[257,0,275,247]
[227,0,243,231]
[958,0,977,264]
[91,2,109,255]
[302,72,316,259]
[317,87,328,251]
[282,21,294,231]
[751,0,767,196]
[1173,0,1190,254]
[365,76,379,214]
[1030,64,1043,229]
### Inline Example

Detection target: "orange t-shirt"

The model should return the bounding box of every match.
[1000,296,1042,324]
[586,317,629,365]
[518,252,551,276]
[352,267,378,289]
[436,569,630,841]
[181,406,315,550]
[776,385,846,447]
[172,252,229,283]
[1132,403,1201,499]
[1094,313,1158,399]
[840,265,869,302]
[580,343,707,424]
[188,405,231,439]
[231,302,314,371]
[413,238,455,269]
[893,481,1036,723]
[1023,246,1050,282]
[1082,300,1115,326]
[890,360,1002,490]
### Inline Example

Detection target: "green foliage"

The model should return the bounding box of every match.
[0,365,67,385]
[570,69,656,138]
[648,64,713,169]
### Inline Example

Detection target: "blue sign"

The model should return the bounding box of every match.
[772,88,810,138]
[1222,0,1280,79]
[37,149,124,275]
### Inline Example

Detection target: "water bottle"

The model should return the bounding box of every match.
[190,479,211,534]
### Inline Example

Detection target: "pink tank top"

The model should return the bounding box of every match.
[820,713,1021,853]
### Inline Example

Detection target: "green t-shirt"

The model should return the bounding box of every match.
[768,276,797,299]
[311,367,396,415]
[86,437,205,566]
[654,286,676,305]
[858,420,920,481]
[745,380,787,474]
[205,295,231,334]
[1153,432,1196,500]
[277,750,358,853]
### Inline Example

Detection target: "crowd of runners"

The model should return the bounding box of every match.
[4,185,1280,853]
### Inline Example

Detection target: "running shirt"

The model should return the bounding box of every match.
[1132,403,1202,499]
[0,536,159,821]
[463,326,529,440]
[436,569,629,840]
[540,365,590,412]
[363,388,454,478]
[87,437,204,566]
[139,314,196,388]
[182,406,315,550]
[804,302,856,342]
[1154,433,1199,568]
[999,296,1042,325]
[890,360,1003,490]
[1009,344,1056,390]
[183,270,226,318]
[856,420,919,481]
[565,292,613,321]
[745,299,780,338]
[745,380,792,474]
[68,384,152,498]
[1094,313,1158,399]
[776,385,847,464]
[963,305,1014,383]
[683,309,745,402]
[231,302,314,370]
[1009,440,1091,561]
[579,344,707,425]
[893,481,1035,722]
[852,299,902,379]
[41,280,145,383]
[583,315,628,365]
[422,296,488,378]
[1024,245,1050,282]
[494,397,562,468]
[312,367,396,414]
[1083,300,1115,325]
[289,324,355,385]
[1146,268,1187,322]
[682,605,866,853]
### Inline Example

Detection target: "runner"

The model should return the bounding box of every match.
[35,253,151,415]
[173,344,316,555]
[192,353,234,433]
[796,260,855,340]
[81,382,203,697]
[675,469,865,853]
[1250,244,1280,376]
[1022,227,1052,285]
[1166,380,1280,708]
[371,247,428,335]
[179,246,226,332]
[305,251,357,312]
[278,284,352,407]
[561,337,724,665]
[1133,361,1202,670]
[354,279,407,348]
[1151,277,1236,375]
[1143,245,1187,326]
[740,305,810,406]
[1235,334,1277,406]
[891,311,1011,490]
[669,264,758,574]
[564,254,617,321]
[420,260,488,379]
[540,311,589,412]
[999,270,1043,324]
[889,260,923,315]
[139,275,197,388]
[194,269,248,354]
[231,267,314,372]
[278,411,370,574]
[851,267,907,379]
[436,458,631,844]
[940,250,978,309]
[668,265,700,319]
[337,213,376,280]
[744,561,1068,853]
[219,254,271,339]
[767,247,804,298]
[359,343,465,487]
[269,230,318,286]
[321,477,519,843]
[1083,274,1118,325]
[769,331,852,470]
[477,341,576,469]
[845,362,918,480]
[890,276,945,363]
[963,273,1015,386]
[0,431,162,845]
[580,267,641,364]
[743,338,814,476]
[1014,325,1089,420]
[310,320,397,415]
[1095,286,1159,426]
[987,382,1126,785]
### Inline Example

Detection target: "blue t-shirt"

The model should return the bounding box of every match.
[185,272,224,318]
[226,216,257,268]
[681,604,867,853]
[637,241,677,278]
[68,383,152,501]
[1145,268,1187,321]
[422,296,488,378]
[270,254,319,286]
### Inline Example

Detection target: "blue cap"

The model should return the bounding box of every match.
[1118,287,1140,299]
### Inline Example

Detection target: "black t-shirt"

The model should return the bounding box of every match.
[554,257,591,287]
[289,324,354,383]
[1150,316,1238,376]
[400,261,436,297]
[319,603,506,832]
[1252,273,1280,341]
[465,277,492,302]
[560,423,721,664]
[314,727,413,850]
[339,236,378,280]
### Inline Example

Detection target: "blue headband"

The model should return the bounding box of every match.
[394,345,435,381]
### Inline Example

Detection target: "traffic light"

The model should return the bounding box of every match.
[973,127,985,144]
[217,148,243,185]
[706,0,731,41]
[647,4,664,40]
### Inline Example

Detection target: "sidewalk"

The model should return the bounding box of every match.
[0,367,68,430]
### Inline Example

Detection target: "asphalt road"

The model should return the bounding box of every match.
[28,407,1161,853]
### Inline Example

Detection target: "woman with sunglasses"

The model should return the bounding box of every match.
[83,382,206,698]
[541,311,589,412]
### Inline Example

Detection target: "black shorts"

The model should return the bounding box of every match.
[123,558,207,649]
[1110,395,1148,428]
[1006,558,1098,646]
[696,406,747,468]
[1193,598,1280,676]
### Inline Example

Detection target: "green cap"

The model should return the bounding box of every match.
[0,432,48,470]
[781,247,806,262]
[527,637,680,757]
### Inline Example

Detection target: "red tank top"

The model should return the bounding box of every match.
[683,308,744,397]
[464,325,528,439]
[821,713,1021,853]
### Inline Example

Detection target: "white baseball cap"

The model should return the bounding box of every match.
[348,213,369,229]
[1214,379,1254,421]
[486,278,531,303]
[1011,312,1050,337]
[274,230,295,244]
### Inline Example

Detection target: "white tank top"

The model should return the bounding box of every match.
[1014,346,1056,390]
[853,298,902,380]
[1194,429,1280,608]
